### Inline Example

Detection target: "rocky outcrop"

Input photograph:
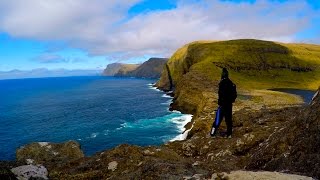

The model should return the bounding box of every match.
[246,88,320,178]
[211,171,313,180]
[16,141,84,168]
[11,165,48,180]
[48,144,201,179]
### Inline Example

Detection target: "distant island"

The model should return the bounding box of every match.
[0,68,102,80]
[103,58,168,78]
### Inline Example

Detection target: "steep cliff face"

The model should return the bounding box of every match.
[130,58,168,78]
[103,63,123,76]
[114,58,167,78]
[114,64,140,77]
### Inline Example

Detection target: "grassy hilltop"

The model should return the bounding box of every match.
[158,39,320,91]
[157,39,320,115]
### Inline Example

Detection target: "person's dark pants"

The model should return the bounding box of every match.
[213,104,233,136]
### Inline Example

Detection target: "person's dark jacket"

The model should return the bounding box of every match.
[218,78,237,106]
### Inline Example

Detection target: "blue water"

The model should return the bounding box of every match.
[0,76,190,160]
[270,88,316,104]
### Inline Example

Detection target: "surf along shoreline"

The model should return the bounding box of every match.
[148,83,194,142]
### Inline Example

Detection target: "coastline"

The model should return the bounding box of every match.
[148,83,194,142]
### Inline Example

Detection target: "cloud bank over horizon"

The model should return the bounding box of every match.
[0,0,319,69]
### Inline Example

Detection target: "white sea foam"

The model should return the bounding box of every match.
[170,114,193,142]
[170,124,194,142]
[162,94,173,98]
[149,87,161,92]
[116,123,127,130]
[161,99,172,105]
[147,83,161,92]
[90,133,99,138]
[38,142,49,147]
[172,110,182,114]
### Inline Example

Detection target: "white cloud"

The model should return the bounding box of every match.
[0,0,317,60]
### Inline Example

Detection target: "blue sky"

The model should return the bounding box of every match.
[0,0,319,71]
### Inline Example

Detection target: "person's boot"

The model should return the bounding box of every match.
[211,128,218,138]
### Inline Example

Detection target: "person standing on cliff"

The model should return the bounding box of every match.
[211,68,237,138]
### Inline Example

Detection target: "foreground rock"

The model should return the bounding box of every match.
[49,144,202,179]
[11,165,48,180]
[16,141,84,168]
[212,171,313,180]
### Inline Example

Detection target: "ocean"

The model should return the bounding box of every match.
[0,76,192,160]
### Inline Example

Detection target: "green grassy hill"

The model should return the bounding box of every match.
[158,39,320,91]
[156,39,320,114]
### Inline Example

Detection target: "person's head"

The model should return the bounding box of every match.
[221,68,229,79]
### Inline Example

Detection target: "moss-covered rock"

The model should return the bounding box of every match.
[16,141,84,168]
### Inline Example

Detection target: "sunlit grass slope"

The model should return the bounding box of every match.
[158,39,320,91]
